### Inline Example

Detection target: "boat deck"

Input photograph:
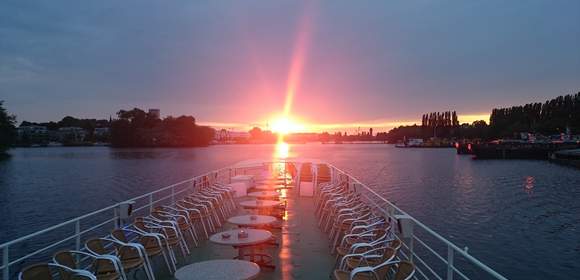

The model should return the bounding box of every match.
[160,189,334,280]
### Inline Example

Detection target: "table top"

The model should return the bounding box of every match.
[228,215,277,226]
[210,229,273,246]
[232,175,254,180]
[258,178,286,183]
[174,259,260,280]
[248,191,280,198]
[239,200,280,208]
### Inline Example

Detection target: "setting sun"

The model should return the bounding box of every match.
[271,117,304,134]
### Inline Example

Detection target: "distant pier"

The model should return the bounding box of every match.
[470,142,580,160]
[550,149,580,168]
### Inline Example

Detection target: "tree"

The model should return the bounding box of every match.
[249,127,262,139]
[110,107,214,147]
[0,101,16,156]
[490,92,580,136]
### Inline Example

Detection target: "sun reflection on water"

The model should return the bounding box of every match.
[275,141,290,159]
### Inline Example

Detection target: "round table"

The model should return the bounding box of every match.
[210,229,274,266]
[239,200,280,209]
[174,259,259,280]
[228,215,277,227]
[248,191,280,199]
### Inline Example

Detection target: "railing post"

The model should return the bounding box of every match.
[409,235,414,262]
[113,207,119,228]
[75,219,81,263]
[75,220,81,251]
[447,244,454,280]
[3,246,9,280]
[171,185,175,205]
[149,193,154,214]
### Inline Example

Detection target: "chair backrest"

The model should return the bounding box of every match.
[20,263,93,280]
[390,239,402,252]
[19,263,53,280]
[300,163,313,182]
[367,257,396,280]
[317,164,332,183]
[116,244,141,262]
[394,261,415,280]
[162,226,179,239]
[111,229,128,243]
[372,228,387,240]
[54,251,77,269]
[381,248,396,262]
[133,218,148,231]
[86,238,107,255]
[140,235,159,250]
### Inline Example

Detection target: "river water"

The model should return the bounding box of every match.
[0,144,578,279]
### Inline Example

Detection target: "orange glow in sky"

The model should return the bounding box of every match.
[200,113,491,134]
[282,3,313,117]
[271,117,305,134]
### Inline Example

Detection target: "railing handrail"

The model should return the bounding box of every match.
[0,204,119,249]
[0,166,230,249]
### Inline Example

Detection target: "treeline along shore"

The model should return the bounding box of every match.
[111,108,214,147]
[1,91,579,156]
[0,106,215,150]
[388,91,580,142]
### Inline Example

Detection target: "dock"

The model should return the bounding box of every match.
[550,149,580,168]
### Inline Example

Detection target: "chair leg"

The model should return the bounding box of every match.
[212,210,222,228]
[142,262,155,280]
[168,246,178,265]
[181,236,191,255]
[179,242,188,257]
[200,219,209,239]
[189,228,199,247]
[161,249,175,274]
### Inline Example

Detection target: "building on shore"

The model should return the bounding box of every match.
[148,109,160,119]
[17,125,49,145]
[58,127,87,143]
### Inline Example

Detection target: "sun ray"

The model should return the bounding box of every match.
[274,5,315,161]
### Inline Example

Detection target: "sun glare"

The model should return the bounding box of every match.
[271,117,303,134]
[275,141,290,158]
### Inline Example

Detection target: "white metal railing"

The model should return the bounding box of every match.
[0,166,232,280]
[326,163,508,280]
[0,160,508,280]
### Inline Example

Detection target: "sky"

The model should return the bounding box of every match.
[1,0,579,132]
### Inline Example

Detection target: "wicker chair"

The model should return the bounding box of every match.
[53,250,124,280]
[85,238,154,280]
[19,263,96,280]
[344,247,396,270]
[333,260,415,280]
[133,217,189,261]
[111,228,176,273]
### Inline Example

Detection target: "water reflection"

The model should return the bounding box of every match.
[524,176,535,196]
[3,145,580,279]
[275,142,290,159]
